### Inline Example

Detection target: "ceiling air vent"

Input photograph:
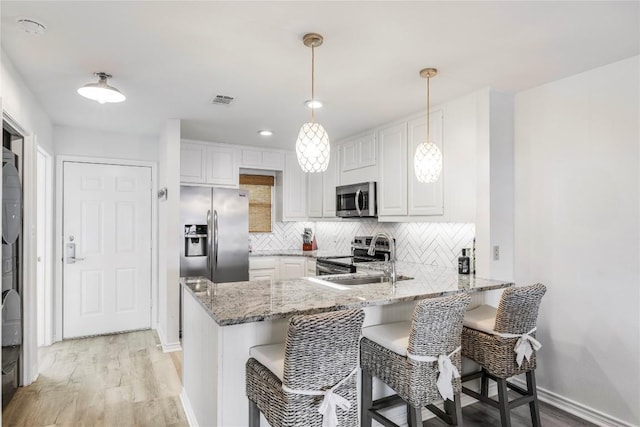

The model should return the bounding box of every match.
[211,95,235,105]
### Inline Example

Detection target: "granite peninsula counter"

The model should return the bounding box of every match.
[180,265,513,426]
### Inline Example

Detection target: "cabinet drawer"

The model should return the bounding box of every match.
[249,257,277,270]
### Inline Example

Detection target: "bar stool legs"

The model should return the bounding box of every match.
[461,369,541,427]
[361,369,373,427]
[248,400,260,427]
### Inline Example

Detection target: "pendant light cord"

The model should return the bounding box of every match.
[425,75,430,143]
[311,45,316,123]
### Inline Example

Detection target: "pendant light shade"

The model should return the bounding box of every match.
[296,33,330,173]
[77,72,126,104]
[414,68,442,183]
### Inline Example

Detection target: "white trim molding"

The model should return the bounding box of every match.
[155,323,182,353]
[180,388,198,427]
[511,378,635,427]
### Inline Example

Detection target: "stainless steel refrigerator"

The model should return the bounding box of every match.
[180,186,249,282]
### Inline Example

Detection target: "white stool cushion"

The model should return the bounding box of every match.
[463,304,497,334]
[362,321,411,356]
[249,343,285,381]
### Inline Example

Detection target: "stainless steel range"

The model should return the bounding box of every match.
[316,236,394,275]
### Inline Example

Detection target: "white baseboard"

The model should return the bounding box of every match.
[374,383,498,427]
[511,378,635,427]
[155,323,182,353]
[180,388,198,427]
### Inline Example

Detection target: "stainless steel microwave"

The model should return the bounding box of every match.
[336,182,377,218]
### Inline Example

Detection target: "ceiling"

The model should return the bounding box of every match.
[1,1,638,150]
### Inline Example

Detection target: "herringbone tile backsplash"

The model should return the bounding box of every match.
[250,221,475,268]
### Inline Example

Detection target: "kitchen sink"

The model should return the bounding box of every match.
[321,274,413,286]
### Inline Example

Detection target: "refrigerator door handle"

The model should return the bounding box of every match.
[213,210,219,272]
[207,210,212,273]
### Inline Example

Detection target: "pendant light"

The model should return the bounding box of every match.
[413,68,442,183]
[77,72,126,104]
[295,33,330,173]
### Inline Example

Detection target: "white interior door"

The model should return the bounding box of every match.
[63,162,152,339]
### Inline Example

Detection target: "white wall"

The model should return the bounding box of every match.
[1,49,53,153]
[54,125,157,162]
[1,48,54,387]
[157,119,181,350]
[514,56,639,425]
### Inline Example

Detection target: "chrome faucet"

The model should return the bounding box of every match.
[368,232,397,284]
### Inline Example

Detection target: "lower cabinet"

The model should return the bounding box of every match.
[249,256,317,280]
[278,257,307,279]
[249,257,277,281]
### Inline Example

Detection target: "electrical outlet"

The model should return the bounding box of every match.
[493,245,500,261]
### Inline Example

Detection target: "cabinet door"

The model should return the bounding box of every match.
[322,148,339,218]
[340,138,359,172]
[279,257,306,279]
[261,151,284,170]
[241,149,263,168]
[249,269,276,281]
[206,145,239,187]
[358,133,377,168]
[180,142,207,183]
[306,259,317,276]
[307,172,324,218]
[408,111,444,215]
[281,152,307,220]
[377,123,408,216]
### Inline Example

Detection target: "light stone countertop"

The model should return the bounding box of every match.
[181,262,513,326]
[249,249,348,258]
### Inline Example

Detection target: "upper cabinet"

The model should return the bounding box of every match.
[307,147,340,219]
[339,132,378,185]
[377,123,408,216]
[181,140,240,187]
[240,148,284,171]
[276,152,307,221]
[377,111,444,219]
[407,110,444,216]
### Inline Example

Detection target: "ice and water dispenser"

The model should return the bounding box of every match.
[184,224,208,257]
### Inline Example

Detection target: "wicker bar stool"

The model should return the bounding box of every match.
[460,283,547,427]
[360,293,472,427]
[246,308,364,427]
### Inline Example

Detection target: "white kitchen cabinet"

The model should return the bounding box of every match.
[278,257,306,279]
[377,123,408,216]
[180,141,207,183]
[407,111,444,216]
[206,144,240,187]
[307,147,340,219]
[249,257,278,281]
[306,259,316,276]
[276,152,307,221]
[240,148,284,171]
[339,132,378,185]
[181,140,240,187]
[307,172,324,218]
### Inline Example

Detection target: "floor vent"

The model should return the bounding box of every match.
[211,95,235,105]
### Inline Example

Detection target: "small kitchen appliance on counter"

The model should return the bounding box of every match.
[315,235,394,275]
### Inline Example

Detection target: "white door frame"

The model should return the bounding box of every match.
[55,155,158,342]
[36,145,54,347]
[2,111,38,385]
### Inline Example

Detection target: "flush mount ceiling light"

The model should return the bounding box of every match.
[18,18,46,35]
[305,99,323,109]
[295,33,330,173]
[414,68,443,183]
[258,130,273,136]
[77,72,126,104]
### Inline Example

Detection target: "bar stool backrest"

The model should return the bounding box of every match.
[408,293,472,358]
[282,308,365,391]
[494,283,547,334]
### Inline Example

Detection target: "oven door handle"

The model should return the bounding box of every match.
[355,189,362,216]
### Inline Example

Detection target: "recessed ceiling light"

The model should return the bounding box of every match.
[18,19,46,35]
[305,99,323,109]
[258,130,273,136]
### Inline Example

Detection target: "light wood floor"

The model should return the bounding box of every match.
[2,330,188,427]
[3,330,595,427]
